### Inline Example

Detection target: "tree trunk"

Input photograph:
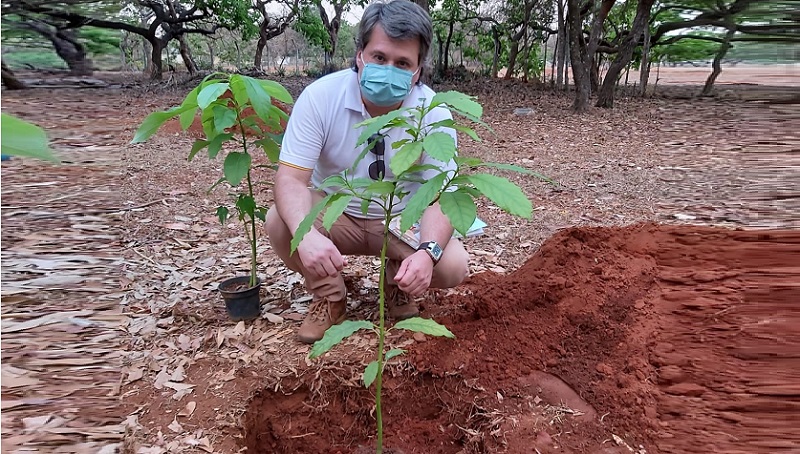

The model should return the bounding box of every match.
[701,25,735,96]
[586,0,615,92]
[436,29,445,77]
[595,0,655,108]
[150,38,166,80]
[255,32,267,70]
[491,25,501,78]
[555,0,566,88]
[639,21,652,96]
[139,9,154,76]
[177,34,198,74]
[142,38,153,75]
[26,23,93,76]
[506,40,521,80]
[317,2,342,72]
[444,19,455,74]
[207,40,215,70]
[567,0,591,112]
[1,62,26,89]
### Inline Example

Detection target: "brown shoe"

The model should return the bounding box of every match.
[297,297,347,344]
[386,286,419,320]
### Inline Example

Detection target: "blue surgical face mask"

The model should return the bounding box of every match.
[359,55,419,107]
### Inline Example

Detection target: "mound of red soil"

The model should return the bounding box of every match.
[244,223,799,453]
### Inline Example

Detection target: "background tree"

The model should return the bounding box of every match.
[253,0,300,70]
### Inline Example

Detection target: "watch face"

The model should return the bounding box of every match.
[430,243,443,260]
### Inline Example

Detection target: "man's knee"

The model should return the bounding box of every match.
[433,241,469,288]
[265,205,283,237]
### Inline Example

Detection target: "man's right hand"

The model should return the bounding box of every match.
[296,229,347,278]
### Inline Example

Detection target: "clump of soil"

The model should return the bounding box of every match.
[243,223,799,453]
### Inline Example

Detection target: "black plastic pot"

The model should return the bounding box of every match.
[218,276,262,321]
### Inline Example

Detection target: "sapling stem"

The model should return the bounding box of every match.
[238,111,258,289]
[375,228,389,454]
[245,170,258,288]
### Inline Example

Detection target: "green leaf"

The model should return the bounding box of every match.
[389,141,423,176]
[318,174,348,191]
[223,152,251,186]
[207,133,233,159]
[354,110,407,146]
[200,105,216,138]
[422,132,457,162]
[385,348,406,361]
[393,317,454,338]
[235,194,256,218]
[391,138,410,149]
[469,173,532,218]
[216,206,229,224]
[255,137,280,163]
[228,74,249,107]
[309,320,375,359]
[241,75,273,126]
[259,79,294,104]
[321,193,352,231]
[213,105,237,132]
[0,114,58,162]
[400,173,446,232]
[363,360,379,388]
[452,124,481,142]
[188,139,210,161]
[208,176,226,193]
[290,194,333,254]
[365,180,396,195]
[425,118,455,131]
[360,197,371,215]
[439,191,477,238]
[454,156,481,168]
[255,207,267,222]
[180,85,200,109]
[401,163,441,175]
[131,110,175,143]
[198,82,230,109]
[430,91,482,120]
[179,106,198,130]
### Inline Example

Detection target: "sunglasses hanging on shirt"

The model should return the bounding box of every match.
[367,134,386,180]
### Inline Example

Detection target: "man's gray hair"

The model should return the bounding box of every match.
[353,0,433,80]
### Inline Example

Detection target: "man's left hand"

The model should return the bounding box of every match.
[393,250,435,296]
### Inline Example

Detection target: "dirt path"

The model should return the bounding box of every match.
[1,69,797,453]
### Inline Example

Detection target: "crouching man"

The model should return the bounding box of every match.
[265,0,469,344]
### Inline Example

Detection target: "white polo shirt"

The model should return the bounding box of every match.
[279,69,457,219]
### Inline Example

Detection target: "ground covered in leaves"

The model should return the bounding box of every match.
[1,67,798,453]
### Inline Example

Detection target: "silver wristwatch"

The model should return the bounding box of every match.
[418,241,443,265]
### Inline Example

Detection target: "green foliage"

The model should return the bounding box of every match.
[0,113,59,162]
[393,317,455,338]
[294,7,330,51]
[299,90,544,452]
[197,0,259,40]
[80,27,120,55]
[309,320,376,359]
[132,73,294,287]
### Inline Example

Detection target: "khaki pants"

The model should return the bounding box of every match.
[265,192,469,302]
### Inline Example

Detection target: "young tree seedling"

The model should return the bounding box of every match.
[291,91,548,453]
[132,73,294,288]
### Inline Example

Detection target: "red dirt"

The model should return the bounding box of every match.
[243,223,799,453]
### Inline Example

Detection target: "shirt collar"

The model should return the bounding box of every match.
[345,70,364,113]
